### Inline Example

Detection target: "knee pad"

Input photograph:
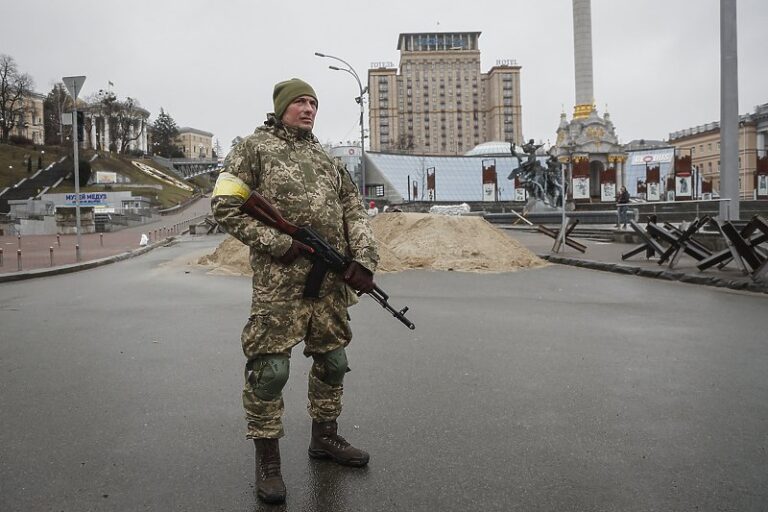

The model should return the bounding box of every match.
[314,347,349,387]
[248,355,290,401]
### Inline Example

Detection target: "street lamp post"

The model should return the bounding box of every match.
[315,52,368,198]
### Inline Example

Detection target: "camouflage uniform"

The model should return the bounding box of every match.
[211,121,378,439]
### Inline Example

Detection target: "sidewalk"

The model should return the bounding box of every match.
[0,197,212,281]
[4,208,766,295]
[504,225,768,295]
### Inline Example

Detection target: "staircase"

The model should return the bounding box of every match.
[0,157,71,213]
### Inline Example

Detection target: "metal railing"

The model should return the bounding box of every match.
[635,198,732,220]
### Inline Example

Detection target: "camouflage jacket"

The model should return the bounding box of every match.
[211,122,378,302]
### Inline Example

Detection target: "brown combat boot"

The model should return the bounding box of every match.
[253,438,286,503]
[308,420,370,467]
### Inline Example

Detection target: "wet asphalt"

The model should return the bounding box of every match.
[1,235,767,512]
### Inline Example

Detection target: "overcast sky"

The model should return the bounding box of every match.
[3,0,766,155]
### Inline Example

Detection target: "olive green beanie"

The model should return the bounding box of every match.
[273,78,318,120]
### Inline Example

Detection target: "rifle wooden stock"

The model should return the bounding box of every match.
[240,191,300,237]
[238,191,415,330]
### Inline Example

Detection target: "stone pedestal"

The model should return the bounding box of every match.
[55,206,96,234]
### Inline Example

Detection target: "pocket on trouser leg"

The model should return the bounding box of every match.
[241,312,269,360]
[241,302,309,358]
[305,291,352,354]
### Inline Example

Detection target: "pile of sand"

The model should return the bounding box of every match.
[371,213,545,272]
[198,212,546,274]
[197,235,252,275]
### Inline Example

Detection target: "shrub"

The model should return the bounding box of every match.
[9,135,33,146]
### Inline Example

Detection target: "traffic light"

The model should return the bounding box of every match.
[76,111,85,142]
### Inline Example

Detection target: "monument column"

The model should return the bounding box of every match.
[573,0,595,119]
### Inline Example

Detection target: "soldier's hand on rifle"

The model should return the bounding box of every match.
[344,261,374,293]
[278,240,313,265]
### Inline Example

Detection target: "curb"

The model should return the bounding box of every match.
[0,238,177,284]
[539,254,768,295]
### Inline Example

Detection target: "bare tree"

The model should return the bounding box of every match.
[0,54,35,143]
[113,96,145,154]
[84,88,146,153]
[85,88,119,151]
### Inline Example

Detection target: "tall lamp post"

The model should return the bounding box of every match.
[315,52,368,198]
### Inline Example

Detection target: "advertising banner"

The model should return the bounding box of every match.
[647,182,661,201]
[572,177,590,199]
[757,175,768,196]
[676,176,691,197]
[482,183,496,202]
[601,182,616,202]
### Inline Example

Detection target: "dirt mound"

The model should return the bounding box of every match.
[198,235,251,275]
[371,212,545,272]
[199,212,546,274]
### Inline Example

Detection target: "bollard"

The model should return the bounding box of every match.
[100,233,103,247]
[17,249,22,271]
[57,234,61,247]
[75,244,81,262]
[50,247,54,267]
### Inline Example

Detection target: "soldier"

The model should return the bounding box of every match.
[211,78,378,504]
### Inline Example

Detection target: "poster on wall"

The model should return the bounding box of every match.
[601,182,616,202]
[482,183,496,202]
[758,175,768,196]
[676,176,691,197]
[572,177,590,199]
[514,188,527,202]
[647,182,660,201]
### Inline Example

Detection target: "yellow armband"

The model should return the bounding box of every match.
[212,172,251,201]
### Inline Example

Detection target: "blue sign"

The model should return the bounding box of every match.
[65,192,108,205]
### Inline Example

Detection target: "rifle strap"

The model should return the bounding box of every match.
[303,259,328,298]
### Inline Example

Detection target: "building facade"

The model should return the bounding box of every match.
[83,104,150,154]
[326,144,363,191]
[368,32,523,156]
[668,103,768,199]
[175,127,214,160]
[12,92,45,145]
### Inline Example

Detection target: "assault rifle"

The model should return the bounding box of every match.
[239,191,415,330]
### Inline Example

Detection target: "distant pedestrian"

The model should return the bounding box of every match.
[617,186,630,229]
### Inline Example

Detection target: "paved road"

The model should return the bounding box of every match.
[1,235,767,511]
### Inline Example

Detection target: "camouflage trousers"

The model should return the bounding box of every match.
[241,288,352,439]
